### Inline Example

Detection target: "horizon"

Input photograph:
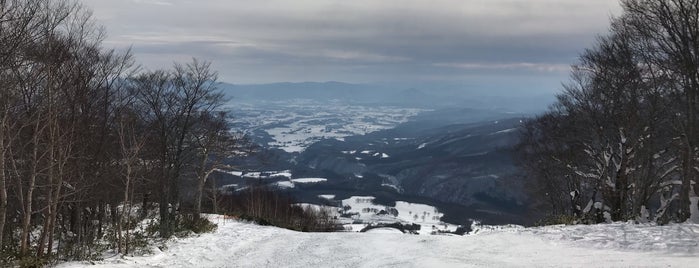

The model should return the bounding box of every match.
[83,0,622,96]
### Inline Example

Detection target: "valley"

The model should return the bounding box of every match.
[217,94,532,229]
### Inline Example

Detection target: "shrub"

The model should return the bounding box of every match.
[360,222,421,234]
[218,186,341,232]
[175,215,218,236]
[534,214,578,226]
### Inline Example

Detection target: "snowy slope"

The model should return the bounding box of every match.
[58,215,699,268]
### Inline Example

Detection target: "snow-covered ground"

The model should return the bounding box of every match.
[337,196,459,234]
[227,100,426,153]
[291,178,327,183]
[58,215,699,268]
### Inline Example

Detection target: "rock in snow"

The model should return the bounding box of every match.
[58,215,699,268]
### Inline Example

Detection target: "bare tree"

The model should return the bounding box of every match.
[133,59,224,237]
[518,0,699,224]
[622,0,699,221]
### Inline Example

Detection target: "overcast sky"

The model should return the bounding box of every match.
[82,0,622,94]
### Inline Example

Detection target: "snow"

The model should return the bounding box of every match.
[242,172,262,179]
[293,203,333,213]
[291,178,327,183]
[58,216,699,268]
[215,169,243,177]
[318,194,335,200]
[275,181,294,188]
[381,183,401,192]
[232,170,294,179]
[230,100,426,153]
[417,143,427,149]
[339,196,456,234]
[519,222,699,253]
[269,172,292,178]
[490,128,517,135]
[394,201,443,224]
[364,227,404,234]
[472,174,499,180]
[342,196,383,217]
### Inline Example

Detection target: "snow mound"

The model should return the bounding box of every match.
[364,227,404,234]
[524,222,699,253]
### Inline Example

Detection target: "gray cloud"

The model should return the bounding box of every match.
[82,0,621,93]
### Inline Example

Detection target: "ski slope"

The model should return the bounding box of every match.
[59,216,699,268]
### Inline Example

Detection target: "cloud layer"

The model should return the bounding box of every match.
[82,0,621,93]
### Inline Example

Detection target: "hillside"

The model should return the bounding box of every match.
[58,215,699,268]
[218,100,530,225]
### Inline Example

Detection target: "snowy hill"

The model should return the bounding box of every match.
[59,215,699,268]
[219,100,529,225]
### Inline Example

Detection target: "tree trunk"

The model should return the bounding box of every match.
[118,164,131,254]
[20,120,42,256]
[678,75,696,222]
[0,116,7,249]
[159,165,172,238]
[194,153,210,218]
[211,175,218,214]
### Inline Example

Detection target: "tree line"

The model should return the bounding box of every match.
[517,0,699,224]
[1,0,242,264]
[218,185,340,232]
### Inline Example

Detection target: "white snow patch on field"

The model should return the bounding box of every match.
[224,170,293,179]
[318,194,336,200]
[275,181,294,188]
[215,169,243,176]
[364,227,404,234]
[394,201,443,224]
[291,178,327,183]
[381,183,401,192]
[490,128,517,135]
[58,215,699,268]
[339,196,457,234]
[269,172,292,178]
[230,100,426,153]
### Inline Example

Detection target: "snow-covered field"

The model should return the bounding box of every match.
[227,100,426,153]
[335,196,459,234]
[59,215,699,268]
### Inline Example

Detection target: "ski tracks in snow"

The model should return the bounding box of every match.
[59,217,699,268]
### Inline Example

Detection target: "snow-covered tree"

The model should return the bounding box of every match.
[518,0,699,224]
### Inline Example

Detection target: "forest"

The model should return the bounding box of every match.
[0,0,249,265]
[518,0,699,225]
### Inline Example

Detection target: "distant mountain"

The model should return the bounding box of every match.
[220,81,375,102]
[219,81,552,112]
